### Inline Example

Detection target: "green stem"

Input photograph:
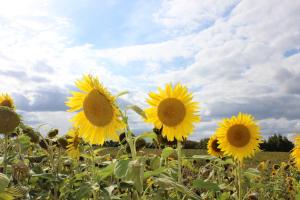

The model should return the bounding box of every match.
[237,161,242,200]
[177,141,182,184]
[127,131,137,159]
[3,134,9,174]
[122,112,137,159]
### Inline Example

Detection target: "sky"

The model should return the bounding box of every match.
[0,0,300,141]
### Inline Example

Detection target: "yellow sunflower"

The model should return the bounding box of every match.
[207,134,223,157]
[66,75,125,145]
[145,83,200,141]
[66,128,80,159]
[291,134,300,170]
[216,113,261,161]
[0,93,15,109]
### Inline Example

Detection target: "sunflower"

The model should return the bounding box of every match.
[145,83,200,141]
[291,134,300,170]
[207,134,223,157]
[216,113,261,161]
[257,161,266,172]
[66,75,125,145]
[0,93,15,109]
[66,128,81,159]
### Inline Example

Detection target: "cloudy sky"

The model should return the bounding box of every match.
[0,0,300,140]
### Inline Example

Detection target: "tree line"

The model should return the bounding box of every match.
[104,131,295,152]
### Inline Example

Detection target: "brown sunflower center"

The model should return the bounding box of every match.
[0,100,12,108]
[212,139,221,152]
[227,124,250,147]
[157,98,186,127]
[83,89,113,127]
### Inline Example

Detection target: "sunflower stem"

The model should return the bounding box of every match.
[3,134,9,174]
[237,160,242,200]
[177,140,182,184]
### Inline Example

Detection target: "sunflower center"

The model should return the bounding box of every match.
[157,98,186,127]
[83,89,113,127]
[0,100,12,108]
[212,139,221,152]
[227,124,250,147]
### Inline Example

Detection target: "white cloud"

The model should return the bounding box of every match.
[0,0,300,139]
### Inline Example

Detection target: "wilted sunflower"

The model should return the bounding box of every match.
[216,113,261,161]
[0,93,15,109]
[291,134,300,170]
[66,128,80,159]
[66,75,125,145]
[145,83,200,141]
[207,134,223,157]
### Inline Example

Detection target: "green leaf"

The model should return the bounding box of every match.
[0,192,13,200]
[125,160,144,194]
[115,91,129,98]
[192,155,215,160]
[114,160,130,178]
[96,163,115,180]
[144,167,166,179]
[217,192,231,200]
[18,135,31,152]
[156,178,200,199]
[135,132,157,143]
[75,183,92,200]
[0,173,10,192]
[192,179,220,192]
[150,157,160,170]
[161,147,175,159]
[244,168,260,178]
[127,105,147,119]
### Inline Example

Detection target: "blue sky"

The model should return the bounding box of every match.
[0,0,300,140]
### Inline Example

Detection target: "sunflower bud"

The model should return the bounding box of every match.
[48,129,59,138]
[57,137,68,149]
[39,139,50,150]
[0,106,20,134]
[136,138,146,151]
[23,126,40,143]
[119,132,126,145]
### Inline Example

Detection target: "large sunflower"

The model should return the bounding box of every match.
[66,128,80,159]
[216,113,261,161]
[0,93,15,109]
[66,75,125,145]
[145,83,200,141]
[291,134,300,170]
[207,134,223,157]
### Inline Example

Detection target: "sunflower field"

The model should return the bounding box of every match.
[0,74,300,200]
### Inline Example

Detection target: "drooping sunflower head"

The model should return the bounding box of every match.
[66,75,125,145]
[216,113,262,161]
[0,93,15,109]
[0,106,20,134]
[145,83,200,141]
[207,134,223,157]
[66,128,81,159]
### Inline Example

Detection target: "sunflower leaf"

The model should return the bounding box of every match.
[161,147,175,159]
[115,91,129,98]
[192,179,220,192]
[127,105,147,119]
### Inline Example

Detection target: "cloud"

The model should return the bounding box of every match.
[0,0,300,139]
[13,86,68,112]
